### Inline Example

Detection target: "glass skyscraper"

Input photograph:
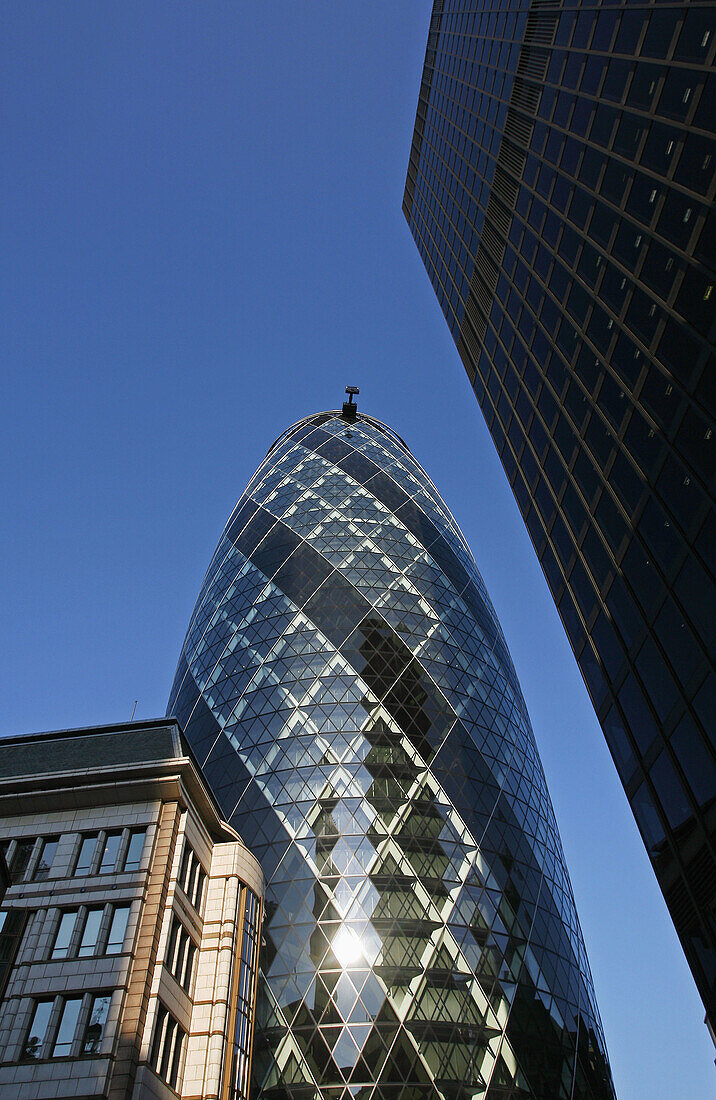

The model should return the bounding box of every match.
[168,405,614,1099]
[403,0,715,1028]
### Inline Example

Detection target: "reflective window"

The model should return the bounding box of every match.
[178,843,206,913]
[123,830,146,873]
[78,908,104,957]
[651,751,693,830]
[52,997,83,1057]
[98,833,122,874]
[22,1000,53,1061]
[51,911,79,959]
[0,909,27,1002]
[106,905,131,955]
[73,834,98,876]
[671,716,716,809]
[33,837,58,882]
[618,674,658,756]
[150,1003,186,1090]
[82,994,111,1055]
[632,781,666,852]
[9,838,35,883]
[165,915,196,992]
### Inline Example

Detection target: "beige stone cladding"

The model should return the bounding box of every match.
[0,718,263,1100]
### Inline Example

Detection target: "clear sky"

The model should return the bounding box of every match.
[1,4,712,1095]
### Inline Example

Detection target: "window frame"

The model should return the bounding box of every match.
[165,914,198,993]
[73,833,100,877]
[51,909,80,960]
[178,842,207,913]
[52,996,84,1058]
[8,838,37,884]
[150,1002,186,1090]
[32,836,59,882]
[105,904,131,955]
[21,999,54,1061]
[81,993,112,1055]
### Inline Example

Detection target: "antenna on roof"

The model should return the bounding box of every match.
[342,386,359,422]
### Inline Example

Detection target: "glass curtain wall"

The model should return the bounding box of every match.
[168,410,614,1099]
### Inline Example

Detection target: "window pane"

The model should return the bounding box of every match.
[166,917,181,974]
[650,751,692,830]
[52,997,83,1057]
[179,846,191,892]
[187,855,198,901]
[22,1000,54,1060]
[181,943,196,992]
[194,868,206,911]
[99,833,122,873]
[169,1024,185,1088]
[632,782,666,853]
[106,906,130,955]
[173,929,189,985]
[51,911,78,959]
[0,909,27,1001]
[150,1003,186,1088]
[160,1017,177,1078]
[150,1005,168,1070]
[10,839,35,883]
[33,838,59,882]
[82,994,111,1054]
[123,830,146,872]
[671,715,716,809]
[74,835,98,876]
[78,908,104,957]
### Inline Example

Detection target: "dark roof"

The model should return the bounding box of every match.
[0,718,181,778]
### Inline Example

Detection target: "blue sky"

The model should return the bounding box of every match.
[1,4,712,1094]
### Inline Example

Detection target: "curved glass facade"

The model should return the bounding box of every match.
[168,410,614,1099]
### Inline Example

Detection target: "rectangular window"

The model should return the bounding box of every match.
[51,910,79,959]
[82,993,111,1055]
[0,909,28,1001]
[33,837,59,881]
[105,905,130,955]
[150,1003,186,1090]
[73,834,98,876]
[78,908,104,957]
[99,832,122,874]
[166,916,197,992]
[9,839,36,883]
[179,843,206,913]
[122,829,146,873]
[22,999,54,1060]
[52,996,83,1057]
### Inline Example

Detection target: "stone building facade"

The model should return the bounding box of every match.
[0,718,263,1100]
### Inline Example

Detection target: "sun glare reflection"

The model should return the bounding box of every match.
[332,925,364,968]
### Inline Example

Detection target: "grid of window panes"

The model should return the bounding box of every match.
[49,903,130,960]
[149,1003,186,1090]
[21,991,112,1061]
[165,915,197,993]
[0,827,146,886]
[405,0,715,1023]
[178,842,206,913]
[168,410,614,1098]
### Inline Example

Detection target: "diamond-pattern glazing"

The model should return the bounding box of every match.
[168,411,615,1099]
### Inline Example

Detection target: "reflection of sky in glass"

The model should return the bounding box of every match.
[169,411,615,1098]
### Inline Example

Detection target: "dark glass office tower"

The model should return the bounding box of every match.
[404,0,715,1027]
[168,407,615,1099]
